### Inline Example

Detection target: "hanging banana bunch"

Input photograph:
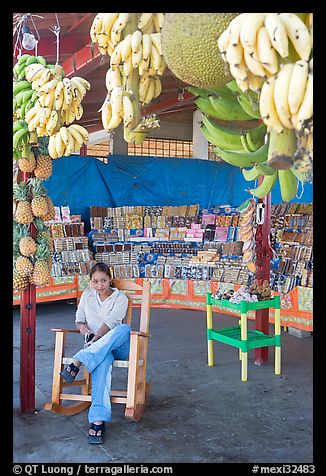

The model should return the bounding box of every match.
[13,54,91,159]
[214,13,313,200]
[90,13,165,144]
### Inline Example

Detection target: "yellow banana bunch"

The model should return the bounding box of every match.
[217,13,313,93]
[48,124,89,159]
[259,59,313,134]
[92,13,165,142]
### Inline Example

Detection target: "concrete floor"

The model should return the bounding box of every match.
[13,301,313,464]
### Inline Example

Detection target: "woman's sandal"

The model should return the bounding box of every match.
[60,362,80,384]
[88,422,105,444]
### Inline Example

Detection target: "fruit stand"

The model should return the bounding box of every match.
[13,12,313,414]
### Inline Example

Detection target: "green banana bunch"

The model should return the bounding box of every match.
[13,54,47,81]
[226,80,261,119]
[214,140,269,168]
[13,83,38,119]
[13,120,29,150]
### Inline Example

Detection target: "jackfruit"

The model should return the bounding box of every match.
[161,13,238,90]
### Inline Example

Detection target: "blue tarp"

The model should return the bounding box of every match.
[45,154,313,229]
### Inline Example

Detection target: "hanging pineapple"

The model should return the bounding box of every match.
[29,177,49,218]
[33,136,53,179]
[15,255,34,277]
[18,144,36,173]
[13,269,30,292]
[13,182,34,225]
[30,237,52,286]
[42,196,56,221]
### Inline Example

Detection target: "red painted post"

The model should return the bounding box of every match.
[20,171,37,412]
[254,187,273,365]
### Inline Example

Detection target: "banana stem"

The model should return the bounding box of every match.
[267,128,297,170]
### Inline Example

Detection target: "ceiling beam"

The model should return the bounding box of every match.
[62,44,110,77]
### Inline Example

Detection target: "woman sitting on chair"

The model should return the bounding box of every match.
[60,262,129,445]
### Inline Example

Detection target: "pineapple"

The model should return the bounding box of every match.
[31,238,51,286]
[13,182,33,224]
[34,155,52,179]
[15,256,34,276]
[29,177,49,218]
[18,145,36,173]
[13,269,29,292]
[42,196,56,221]
[34,217,52,245]
[13,220,37,256]
[19,236,37,256]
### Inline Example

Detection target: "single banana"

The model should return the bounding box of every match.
[279,13,311,61]
[39,107,51,127]
[115,13,130,32]
[123,57,134,77]
[75,104,83,121]
[44,91,55,108]
[54,90,64,111]
[142,34,152,61]
[62,78,73,106]
[37,68,52,88]
[217,28,231,60]
[153,13,164,32]
[139,75,151,103]
[256,26,279,75]
[248,173,277,198]
[110,42,123,69]
[110,67,122,89]
[242,166,261,181]
[122,95,135,127]
[264,13,289,58]
[70,77,86,99]
[243,46,267,77]
[150,44,162,71]
[121,34,133,61]
[247,71,264,94]
[153,77,162,98]
[106,112,122,130]
[287,60,309,115]
[55,130,65,157]
[138,13,154,31]
[105,68,113,92]
[259,77,284,133]
[296,73,313,130]
[59,126,70,146]
[139,58,150,76]
[225,42,243,67]
[278,168,298,201]
[74,76,91,91]
[230,59,248,82]
[228,13,250,46]
[110,86,123,116]
[274,63,294,129]
[214,141,269,168]
[132,30,143,52]
[101,99,113,130]
[48,134,58,159]
[143,78,155,105]
[150,33,162,55]
[132,48,143,69]
[239,13,266,49]
[54,80,64,99]
[110,19,122,46]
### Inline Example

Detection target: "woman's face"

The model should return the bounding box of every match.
[91,271,111,296]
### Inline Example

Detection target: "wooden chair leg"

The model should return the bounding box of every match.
[125,334,140,419]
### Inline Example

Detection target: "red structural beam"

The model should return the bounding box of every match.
[62,43,107,77]
[20,171,37,413]
[254,188,273,365]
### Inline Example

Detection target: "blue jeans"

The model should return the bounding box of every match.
[73,323,131,424]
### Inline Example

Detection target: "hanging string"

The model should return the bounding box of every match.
[49,13,61,64]
[13,19,23,59]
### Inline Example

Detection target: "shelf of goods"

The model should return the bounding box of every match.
[13,202,313,331]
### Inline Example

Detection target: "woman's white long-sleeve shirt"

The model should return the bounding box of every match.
[75,287,128,333]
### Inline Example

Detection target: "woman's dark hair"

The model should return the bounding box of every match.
[89,262,111,278]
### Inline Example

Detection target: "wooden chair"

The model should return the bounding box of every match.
[43,279,151,421]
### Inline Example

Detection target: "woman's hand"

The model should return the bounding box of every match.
[76,322,90,336]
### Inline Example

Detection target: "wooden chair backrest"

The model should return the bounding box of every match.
[111,279,151,333]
